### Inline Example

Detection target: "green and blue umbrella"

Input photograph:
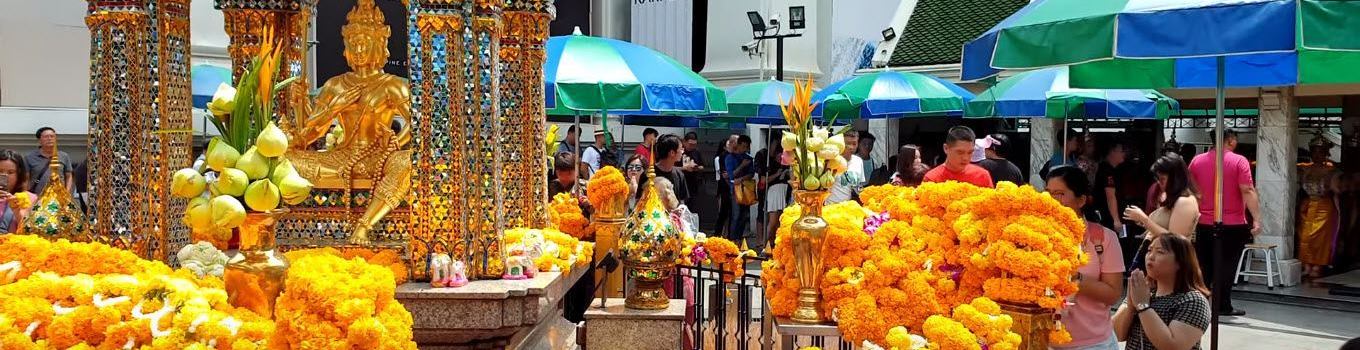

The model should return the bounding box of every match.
[191,64,233,109]
[960,2,1360,345]
[961,0,1360,88]
[812,71,975,119]
[965,67,1177,119]
[544,31,727,116]
[702,79,807,125]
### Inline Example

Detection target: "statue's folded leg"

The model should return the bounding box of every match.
[350,150,414,245]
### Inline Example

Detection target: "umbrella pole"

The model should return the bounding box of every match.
[575,112,583,195]
[761,123,773,249]
[1210,56,1225,350]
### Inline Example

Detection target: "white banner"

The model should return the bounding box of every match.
[631,0,695,69]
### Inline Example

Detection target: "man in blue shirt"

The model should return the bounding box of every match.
[724,135,754,243]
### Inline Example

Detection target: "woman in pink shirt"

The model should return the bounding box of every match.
[1046,166,1125,350]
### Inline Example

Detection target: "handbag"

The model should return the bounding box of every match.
[734,178,758,206]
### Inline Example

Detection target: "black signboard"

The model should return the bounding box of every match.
[550,0,591,36]
[315,0,410,89]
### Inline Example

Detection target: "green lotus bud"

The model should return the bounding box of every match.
[819,173,836,189]
[780,131,798,150]
[209,195,246,229]
[205,137,240,173]
[270,159,298,184]
[183,197,213,232]
[244,179,280,212]
[207,83,236,118]
[236,147,271,180]
[170,168,206,199]
[276,174,314,205]
[817,148,840,161]
[256,122,289,158]
[805,136,825,152]
[826,134,846,150]
[802,176,822,191]
[812,127,830,141]
[212,168,249,197]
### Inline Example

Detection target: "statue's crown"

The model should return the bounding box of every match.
[343,0,390,40]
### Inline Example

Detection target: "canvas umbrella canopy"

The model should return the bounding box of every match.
[542,29,728,177]
[965,67,1178,119]
[544,29,727,116]
[961,1,1360,348]
[812,71,975,119]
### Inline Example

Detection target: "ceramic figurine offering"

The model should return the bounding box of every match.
[430,254,452,287]
[447,261,469,287]
[503,246,530,280]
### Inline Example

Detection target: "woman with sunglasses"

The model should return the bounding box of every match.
[0,150,34,233]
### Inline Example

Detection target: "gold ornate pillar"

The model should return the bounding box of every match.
[409,0,507,280]
[500,0,552,230]
[85,0,194,262]
[213,0,314,125]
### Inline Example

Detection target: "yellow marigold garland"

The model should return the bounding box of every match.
[284,247,410,285]
[271,254,416,350]
[585,166,628,209]
[548,193,589,239]
[766,183,1086,346]
[0,235,172,280]
[504,227,594,274]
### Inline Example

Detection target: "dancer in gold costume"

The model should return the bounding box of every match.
[286,0,412,244]
[1297,135,1340,278]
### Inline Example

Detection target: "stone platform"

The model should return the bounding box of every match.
[583,299,685,350]
[396,264,588,349]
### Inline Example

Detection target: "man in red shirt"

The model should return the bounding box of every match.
[1187,129,1260,316]
[634,128,658,164]
[924,126,993,188]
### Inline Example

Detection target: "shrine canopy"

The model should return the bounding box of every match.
[965,66,1178,119]
[544,30,728,117]
[702,79,810,126]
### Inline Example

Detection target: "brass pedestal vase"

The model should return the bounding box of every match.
[790,190,830,324]
[1000,302,1054,350]
[224,209,289,318]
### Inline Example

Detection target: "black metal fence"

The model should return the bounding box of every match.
[670,254,854,350]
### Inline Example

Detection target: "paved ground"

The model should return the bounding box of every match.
[1191,300,1358,350]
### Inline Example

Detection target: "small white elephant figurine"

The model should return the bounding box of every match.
[430,254,452,287]
[447,261,469,287]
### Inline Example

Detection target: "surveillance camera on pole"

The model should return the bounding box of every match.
[747,6,805,81]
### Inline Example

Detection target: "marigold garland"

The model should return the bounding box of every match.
[765,183,1085,346]
[586,166,628,210]
[0,235,172,280]
[504,227,594,274]
[548,193,589,239]
[679,236,751,283]
[0,271,273,349]
[284,247,410,285]
[271,254,417,350]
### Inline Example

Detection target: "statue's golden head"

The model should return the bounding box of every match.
[342,0,391,71]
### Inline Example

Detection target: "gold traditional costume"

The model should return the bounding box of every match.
[1297,136,1339,268]
[285,0,412,244]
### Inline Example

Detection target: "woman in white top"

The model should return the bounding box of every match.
[1123,154,1200,272]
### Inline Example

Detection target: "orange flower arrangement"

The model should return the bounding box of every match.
[684,237,752,283]
[271,254,417,350]
[285,247,410,285]
[586,166,628,211]
[766,183,1086,346]
[548,193,589,239]
[0,235,172,281]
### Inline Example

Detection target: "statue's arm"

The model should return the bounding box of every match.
[295,84,347,145]
[390,82,414,148]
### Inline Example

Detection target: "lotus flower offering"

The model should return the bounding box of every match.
[172,29,312,237]
[779,79,851,191]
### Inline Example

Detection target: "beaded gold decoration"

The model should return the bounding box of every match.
[84,0,194,262]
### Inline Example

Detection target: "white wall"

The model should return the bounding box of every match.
[0,0,232,140]
[701,0,830,86]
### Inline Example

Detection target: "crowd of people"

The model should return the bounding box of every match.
[2,127,82,233]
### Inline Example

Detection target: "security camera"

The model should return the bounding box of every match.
[740,40,759,53]
[769,14,780,27]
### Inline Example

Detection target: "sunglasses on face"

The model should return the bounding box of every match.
[627,164,644,172]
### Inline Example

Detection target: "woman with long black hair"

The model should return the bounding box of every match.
[1123,154,1200,271]
[1115,233,1211,350]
